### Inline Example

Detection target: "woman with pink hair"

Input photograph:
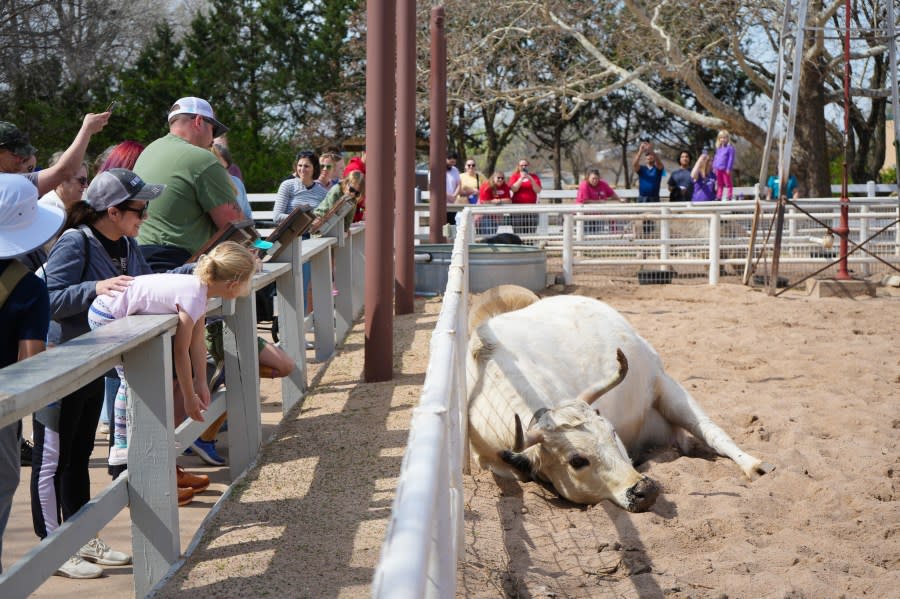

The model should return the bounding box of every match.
[97,140,145,173]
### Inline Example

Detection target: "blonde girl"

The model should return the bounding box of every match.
[88,241,257,466]
[712,129,735,201]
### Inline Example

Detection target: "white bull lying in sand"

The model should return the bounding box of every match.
[466,285,773,512]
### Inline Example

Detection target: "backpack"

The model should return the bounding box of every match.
[0,261,29,310]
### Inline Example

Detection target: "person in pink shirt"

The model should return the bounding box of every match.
[575,168,622,204]
[576,168,624,234]
[87,241,257,468]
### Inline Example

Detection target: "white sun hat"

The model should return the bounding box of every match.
[0,173,65,259]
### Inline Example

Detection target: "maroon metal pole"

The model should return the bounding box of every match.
[429,6,447,244]
[395,0,416,314]
[364,0,396,382]
[833,0,852,280]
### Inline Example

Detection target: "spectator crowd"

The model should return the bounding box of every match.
[0,96,367,581]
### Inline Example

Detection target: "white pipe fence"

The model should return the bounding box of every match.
[0,224,365,599]
[371,211,472,599]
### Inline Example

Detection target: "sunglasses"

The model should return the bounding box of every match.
[117,204,149,218]
[75,176,88,186]
[466,163,475,167]
[320,163,333,170]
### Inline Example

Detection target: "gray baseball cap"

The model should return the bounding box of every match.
[84,168,166,211]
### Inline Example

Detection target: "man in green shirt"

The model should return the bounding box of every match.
[135,97,244,271]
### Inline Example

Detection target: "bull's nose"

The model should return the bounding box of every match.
[626,477,660,512]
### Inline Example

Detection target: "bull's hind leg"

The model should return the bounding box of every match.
[654,374,774,479]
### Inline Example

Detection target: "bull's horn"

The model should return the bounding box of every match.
[513,414,526,452]
[576,348,629,405]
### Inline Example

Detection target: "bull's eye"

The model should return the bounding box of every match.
[568,455,589,470]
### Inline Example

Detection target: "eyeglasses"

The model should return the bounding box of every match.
[117,204,149,218]
[320,163,333,170]
[466,164,475,168]
[75,176,88,186]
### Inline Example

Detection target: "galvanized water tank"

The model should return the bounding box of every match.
[414,243,547,295]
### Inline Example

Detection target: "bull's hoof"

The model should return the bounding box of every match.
[746,461,776,480]
[624,477,660,512]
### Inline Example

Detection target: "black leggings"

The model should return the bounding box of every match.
[30,377,104,539]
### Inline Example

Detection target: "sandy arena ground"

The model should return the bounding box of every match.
[153,280,898,599]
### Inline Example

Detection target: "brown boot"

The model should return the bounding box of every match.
[178,486,195,506]
[176,466,210,493]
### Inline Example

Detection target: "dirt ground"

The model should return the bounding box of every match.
[155,280,899,599]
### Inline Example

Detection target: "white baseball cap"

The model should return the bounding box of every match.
[167,97,228,137]
[0,174,65,259]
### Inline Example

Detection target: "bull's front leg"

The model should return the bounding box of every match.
[655,374,774,479]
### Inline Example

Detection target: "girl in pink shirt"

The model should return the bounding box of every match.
[88,241,257,465]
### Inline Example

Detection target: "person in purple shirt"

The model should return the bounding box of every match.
[691,152,717,201]
[712,129,735,201]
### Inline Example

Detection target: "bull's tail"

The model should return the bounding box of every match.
[468,284,540,335]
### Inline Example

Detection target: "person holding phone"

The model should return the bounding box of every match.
[632,140,665,203]
[508,158,541,234]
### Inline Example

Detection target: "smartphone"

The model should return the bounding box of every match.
[105,100,118,113]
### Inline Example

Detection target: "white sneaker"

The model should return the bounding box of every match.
[108,445,128,466]
[78,537,131,566]
[55,555,103,579]
[98,421,110,435]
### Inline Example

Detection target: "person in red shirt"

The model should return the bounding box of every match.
[342,151,366,221]
[475,171,511,235]
[508,159,541,233]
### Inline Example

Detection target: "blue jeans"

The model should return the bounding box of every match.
[101,374,118,426]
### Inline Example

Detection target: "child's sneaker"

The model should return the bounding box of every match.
[108,445,128,466]
[190,438,226,466]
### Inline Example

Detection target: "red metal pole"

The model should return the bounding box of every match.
[395,0,416,314]
[364,0,396,382]
[834,0,852,280]
[429,6,447,244]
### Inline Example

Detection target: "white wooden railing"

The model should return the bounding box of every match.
[0,224,365,599]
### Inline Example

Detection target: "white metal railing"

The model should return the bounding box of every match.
[411,181,897,243]
[371,211,472,599]
[412,198,898,285]
[0,224,365,599]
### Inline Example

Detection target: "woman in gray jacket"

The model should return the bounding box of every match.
[33,169,170,578]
